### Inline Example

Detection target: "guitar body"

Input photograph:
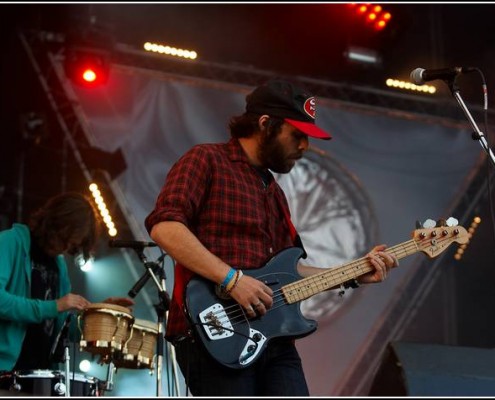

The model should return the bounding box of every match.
[185,247,317,369]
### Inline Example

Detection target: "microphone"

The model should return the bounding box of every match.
[410,67,475,85]
[128,262,161,298]
[108,239,157,249]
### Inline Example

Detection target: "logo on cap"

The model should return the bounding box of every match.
[304,97,316,120]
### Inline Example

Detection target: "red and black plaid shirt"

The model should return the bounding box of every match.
[145,138,295,340]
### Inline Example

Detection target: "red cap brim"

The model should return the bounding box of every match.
[285,118,332,140]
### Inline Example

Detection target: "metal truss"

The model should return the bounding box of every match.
[114,43,495,131]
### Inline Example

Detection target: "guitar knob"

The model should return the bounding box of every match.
[252,333,262,342]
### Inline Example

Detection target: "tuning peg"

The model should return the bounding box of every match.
[446,217,459,227]
[422,219,436,228]
[415,220,422,229]
[436,218,447,227]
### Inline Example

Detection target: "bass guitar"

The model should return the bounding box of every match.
[185,224,468,369]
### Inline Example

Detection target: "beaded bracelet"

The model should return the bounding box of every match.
[225,270,243,295]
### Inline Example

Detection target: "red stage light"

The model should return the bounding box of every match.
[82,69,97,83]
[64,48,110,88]
[367,12,377,22]
[350,3,392,32]
[374,20,387,30]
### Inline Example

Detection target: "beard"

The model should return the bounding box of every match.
[258,131,298,174]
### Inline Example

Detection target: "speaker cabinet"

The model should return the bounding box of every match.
[369,342,495,396]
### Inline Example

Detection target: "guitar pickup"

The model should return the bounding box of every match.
[199,303,234,340]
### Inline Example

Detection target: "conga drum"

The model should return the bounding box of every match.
[79,303,134,359]
[114,319,158,370]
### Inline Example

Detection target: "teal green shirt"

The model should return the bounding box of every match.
[0,223,71,371]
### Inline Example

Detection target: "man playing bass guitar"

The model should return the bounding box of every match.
[145,79,399,396]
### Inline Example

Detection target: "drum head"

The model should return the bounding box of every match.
[84,302,133,316]
[133,319,158,333]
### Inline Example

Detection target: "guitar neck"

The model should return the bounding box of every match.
[282,239,419,304]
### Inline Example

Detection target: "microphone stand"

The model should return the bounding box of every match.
[155,260,182,397]
[129,248,178,396]
[447,77,495,167]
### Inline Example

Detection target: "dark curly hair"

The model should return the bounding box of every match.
[228,113,284,139]
[29,192,100,261]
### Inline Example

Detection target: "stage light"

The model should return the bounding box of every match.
[79,359,91,373]
[344,46,381,66]
[454,215,481,261]
[75,253,94,272]
[64,47,110,88]
[350,3,392,32]
[143,41,198,60]
[386,78,437,94]
[89,182,118,237]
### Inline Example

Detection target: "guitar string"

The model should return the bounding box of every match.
[212,240,420,330]
[202,234,459,336]
[206,238,434,334]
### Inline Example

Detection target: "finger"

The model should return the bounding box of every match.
[259,291,273,308]
[252,300,266,315]
[245,305,255,315]
[372,244,387,253]
[377,251,398,268]
[370,257,387,281]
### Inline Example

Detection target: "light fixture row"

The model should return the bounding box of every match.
[386,78,437,94]
[89,183,118,237]
[454,216,481,261]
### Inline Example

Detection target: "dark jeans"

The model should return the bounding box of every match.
[175,336,310,396]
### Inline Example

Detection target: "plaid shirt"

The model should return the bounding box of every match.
[145,138,295,340]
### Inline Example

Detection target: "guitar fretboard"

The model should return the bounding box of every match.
[282,239,420,304]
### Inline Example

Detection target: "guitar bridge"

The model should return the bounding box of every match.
[199,303,234,340]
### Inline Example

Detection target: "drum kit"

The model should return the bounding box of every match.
[0,303,160,397]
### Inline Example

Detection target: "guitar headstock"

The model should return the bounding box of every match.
[412,224,468,258]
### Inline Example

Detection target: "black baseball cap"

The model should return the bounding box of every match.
[245,79,332,140]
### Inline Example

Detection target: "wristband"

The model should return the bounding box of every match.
[220,267,236,290]
[225,270,243,295]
